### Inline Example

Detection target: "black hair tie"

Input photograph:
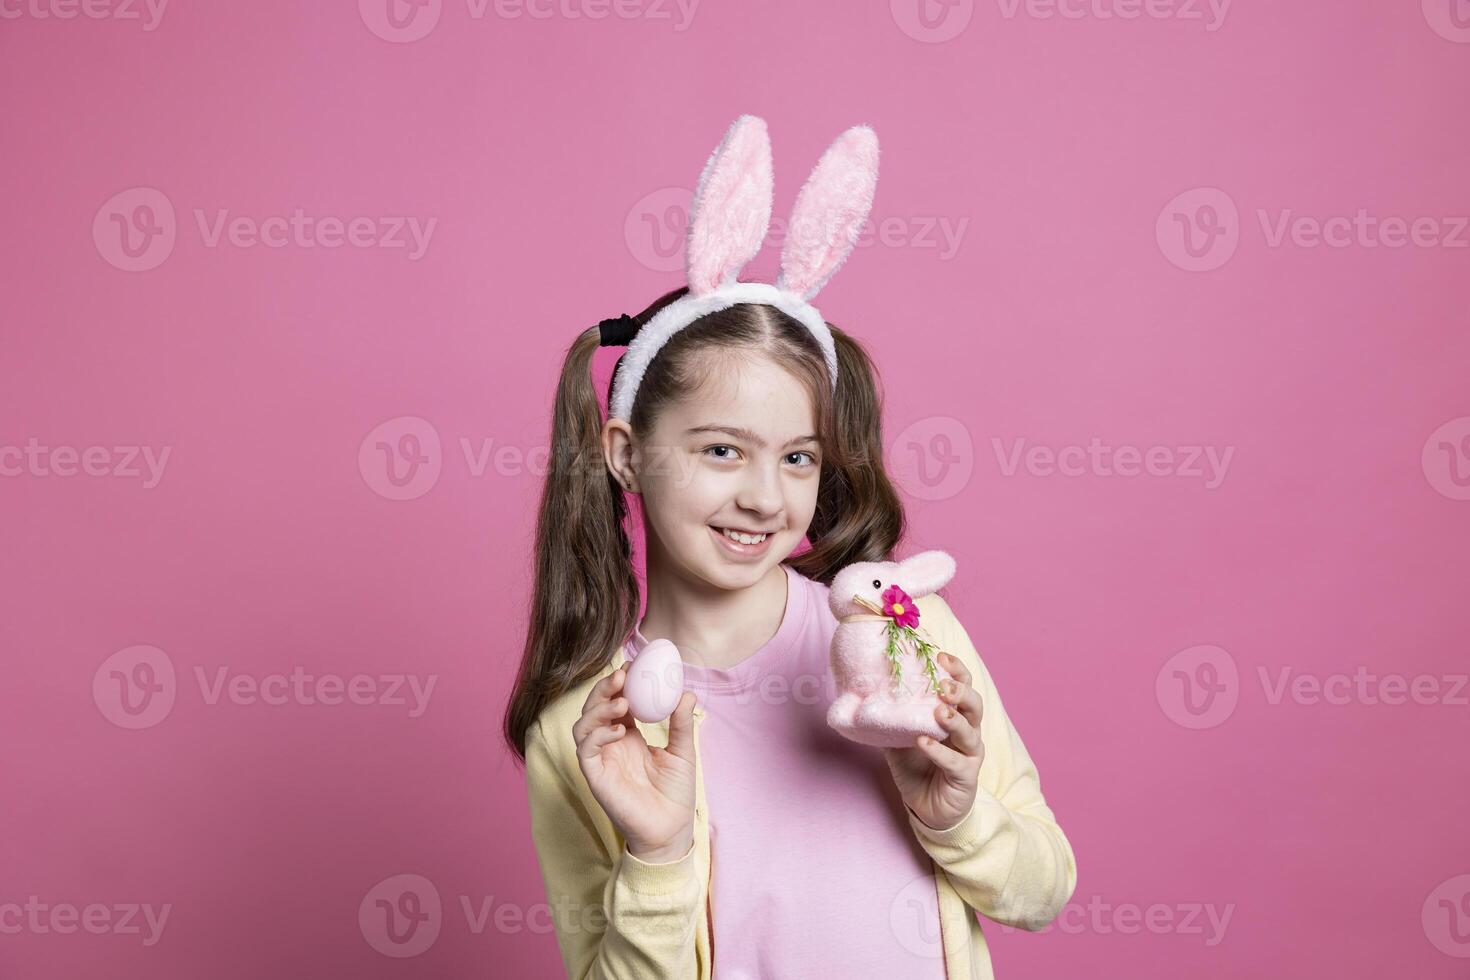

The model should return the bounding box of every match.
[597,314,640,347]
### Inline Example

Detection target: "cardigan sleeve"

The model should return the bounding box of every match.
[525,715,704,979]
[904,594,1079,931]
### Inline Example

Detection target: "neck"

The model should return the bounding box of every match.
[638,536,789,670]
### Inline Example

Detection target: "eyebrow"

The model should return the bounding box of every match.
[684,425,820,449]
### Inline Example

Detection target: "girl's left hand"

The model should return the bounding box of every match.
[882,651,986,832]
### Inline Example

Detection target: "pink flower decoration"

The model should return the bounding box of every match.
[881,585,920,629]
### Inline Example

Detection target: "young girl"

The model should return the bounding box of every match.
[504,117,1076,979]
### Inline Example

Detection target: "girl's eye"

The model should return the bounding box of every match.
[701,446,818,467]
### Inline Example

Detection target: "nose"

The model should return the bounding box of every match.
[734,457,783,519]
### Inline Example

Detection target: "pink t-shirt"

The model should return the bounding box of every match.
[626,562,947,979]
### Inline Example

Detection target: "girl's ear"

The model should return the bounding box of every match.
[776,124,880,302]
[898,550,956,597]
[686,114,774,296]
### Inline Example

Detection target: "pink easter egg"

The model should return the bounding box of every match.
[625,639,685,722]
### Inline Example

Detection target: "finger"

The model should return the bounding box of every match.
[939,651,971,688]
[934,700,983,757]
[574,668,627,740]
[581,667,626,717]
[915,731,971,775]
[573,695,629,743]
[940,677,984,730]
[664,691,698,762]
[576,718,626,765]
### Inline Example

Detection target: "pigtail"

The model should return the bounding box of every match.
[502,326,640,764]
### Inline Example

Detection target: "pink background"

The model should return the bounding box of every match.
[3,1,1469,977]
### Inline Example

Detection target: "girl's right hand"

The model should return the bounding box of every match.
[573,666,698,863]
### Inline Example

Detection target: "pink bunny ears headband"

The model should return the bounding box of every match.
[604,114,880,422]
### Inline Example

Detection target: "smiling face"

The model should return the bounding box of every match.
[612,350,823,592]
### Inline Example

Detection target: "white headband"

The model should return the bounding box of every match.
[608,115,880,422]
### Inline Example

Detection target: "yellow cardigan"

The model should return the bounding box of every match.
[524,591,1078,979]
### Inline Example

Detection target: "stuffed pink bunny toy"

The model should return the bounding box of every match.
[827,550,958,748]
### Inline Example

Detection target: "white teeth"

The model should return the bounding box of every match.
[719,527,767,545]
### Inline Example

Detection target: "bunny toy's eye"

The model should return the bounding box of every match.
[872,579,882,589]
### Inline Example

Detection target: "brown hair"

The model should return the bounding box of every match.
[501,286,907,762]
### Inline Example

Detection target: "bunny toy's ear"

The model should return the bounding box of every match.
[897,550,956,597]
[686,115,774,297]
[776,124,880,302]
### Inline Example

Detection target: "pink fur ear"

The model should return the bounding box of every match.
[898,550,956,597]
[685,115,774,296]
[777,125,879,302]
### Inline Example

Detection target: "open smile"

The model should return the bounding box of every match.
[709,525,775,559]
